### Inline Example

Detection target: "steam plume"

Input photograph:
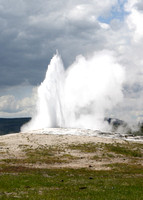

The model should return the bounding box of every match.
[21,51,125,132]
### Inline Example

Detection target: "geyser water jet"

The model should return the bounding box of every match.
[21,51,125,132]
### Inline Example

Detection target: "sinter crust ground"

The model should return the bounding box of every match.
[0,128,143,170]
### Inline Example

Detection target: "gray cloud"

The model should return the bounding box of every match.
[135,2,143,11]
[0,0,117,88]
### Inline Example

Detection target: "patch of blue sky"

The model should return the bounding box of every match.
[98,0,129,24]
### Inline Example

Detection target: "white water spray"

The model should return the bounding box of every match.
[21,50,125,132]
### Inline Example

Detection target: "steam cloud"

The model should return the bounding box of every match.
[21,51,125,132]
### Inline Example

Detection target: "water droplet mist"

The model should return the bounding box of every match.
[21,51,125,132]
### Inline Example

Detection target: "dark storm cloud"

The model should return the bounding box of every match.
[0,0,117,88]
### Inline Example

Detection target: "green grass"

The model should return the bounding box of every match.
[0,142,143,199]
[105,143,142,157]
[68,142,143,159]
[0,165,143,200]
[68,142,100,153]
[24,146,63,164]
[24,145,78,164]
[1,145,77,165]
[69,141,142,153]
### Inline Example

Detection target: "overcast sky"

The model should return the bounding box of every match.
[0,0,143,124]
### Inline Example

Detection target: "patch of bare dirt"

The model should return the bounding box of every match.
[0,132,142,170]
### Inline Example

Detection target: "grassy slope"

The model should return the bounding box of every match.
[0,141,143,200]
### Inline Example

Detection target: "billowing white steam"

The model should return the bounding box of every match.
[21,50,125,132]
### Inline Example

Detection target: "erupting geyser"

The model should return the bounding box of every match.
[21,51,125,132]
